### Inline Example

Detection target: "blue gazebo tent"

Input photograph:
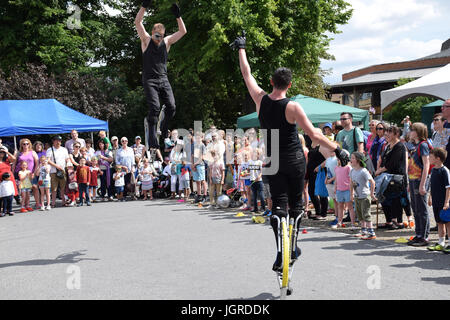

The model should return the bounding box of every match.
[0,99,108,137]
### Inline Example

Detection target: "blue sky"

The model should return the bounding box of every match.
[321,0,450,85]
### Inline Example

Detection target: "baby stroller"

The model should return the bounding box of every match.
[225,187,243,208]
[154,174,171,198]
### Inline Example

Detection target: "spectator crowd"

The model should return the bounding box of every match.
[1,99,450,254]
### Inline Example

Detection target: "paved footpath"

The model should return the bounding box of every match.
[0,199,448,300]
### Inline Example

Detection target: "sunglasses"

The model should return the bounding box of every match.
[74,145,80,148]
[433,118,442,122]
[22,143,30,145]
[340,117,350,121]
[121,140,128,143]
[376,127,384,131]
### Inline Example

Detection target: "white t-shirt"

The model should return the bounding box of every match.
[249,159,263,182]
[140,166,153,182]
[0,180,15,197]
[46,146,69,174]
[113,172,125,187]
[325,156,338,183]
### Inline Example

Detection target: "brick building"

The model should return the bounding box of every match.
[329,38,450,117]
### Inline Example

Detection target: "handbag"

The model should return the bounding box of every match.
[386,174,404,193]
[69,182,78,190]
[51,147,65,179]
[440,208,450,222]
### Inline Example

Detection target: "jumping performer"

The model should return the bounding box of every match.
[135,1,187,150]
[232,32,347,271]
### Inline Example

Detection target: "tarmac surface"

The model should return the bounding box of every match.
[0,198,449,300]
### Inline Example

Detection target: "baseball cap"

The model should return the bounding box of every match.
[111,136,118,141]
[0,146,8,152]
[323,122,332,129]
[135,136,141,140]
[52,135,62,141]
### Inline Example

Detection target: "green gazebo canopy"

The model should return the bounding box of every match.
[237,94,370,130]
[422,100,444,135]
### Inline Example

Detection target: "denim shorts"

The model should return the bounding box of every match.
[192,165,205,181]
[115,186,124,194]
[336,190,351,203]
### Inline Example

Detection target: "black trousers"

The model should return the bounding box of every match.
[267,150,306,216]
[143,77,176,149]
[1,195,13,213]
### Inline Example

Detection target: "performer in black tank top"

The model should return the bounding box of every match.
[135,2,187,150]
[232,32,348,272]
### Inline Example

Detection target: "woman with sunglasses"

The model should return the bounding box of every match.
[12,139,39,207]
[431,113,450,149]
[31,141,46,209]
[366,120,379,155]
[69,143,83,170]
[369,122,387,171]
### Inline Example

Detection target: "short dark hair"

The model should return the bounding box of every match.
[271,68,292,90]
[340,112,353,119]
[430,148,447,163]
[2,172,11,180]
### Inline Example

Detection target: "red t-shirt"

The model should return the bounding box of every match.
[76,165,91,184]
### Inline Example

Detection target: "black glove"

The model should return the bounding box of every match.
[229,30,246,50]
[171,3,181,18]
[334,146,350,167]
[142,0,151,8]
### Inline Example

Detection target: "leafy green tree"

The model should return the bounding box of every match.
[102,0,352,129]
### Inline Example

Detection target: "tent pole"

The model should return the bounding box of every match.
[91,132,94,144]
[14,136,17,151]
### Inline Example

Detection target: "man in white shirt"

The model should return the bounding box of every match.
[46,136,69,207]
[65,129,86,154]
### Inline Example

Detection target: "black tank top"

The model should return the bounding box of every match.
[143,39,168,79]
[258,95,301,157]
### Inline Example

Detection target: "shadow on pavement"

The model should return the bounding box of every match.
[0,250,99,269]
[228,292,278,300]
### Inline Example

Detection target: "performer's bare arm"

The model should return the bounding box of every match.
[134,7,151,52]
[238,48,266,113]
[165,17,187,51]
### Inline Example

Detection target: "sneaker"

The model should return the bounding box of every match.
[410,238,429,247]
[407,236,419,245]
[353,229,367,238]
[69,201,76,207]
[331,223,342,229]
[313,216,327,221]
[362,233,376,240]
[262,209,272,216]
[26,207,34,212]
[86,202,92,206]
[46,205,51,211]
[108,196,114,201]
[40,206,46,211]
[0,212,5,217]
[7,212,14,216]
[427,243,445,251]
[329,218,338,226]
[343,213,351,222]
[443,246,450,254]
[20,208,27,213]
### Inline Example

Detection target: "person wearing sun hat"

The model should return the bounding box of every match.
[323,122,334,142]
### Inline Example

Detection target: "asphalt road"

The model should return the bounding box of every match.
[0,199,448,300]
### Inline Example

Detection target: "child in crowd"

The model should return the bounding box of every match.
[350,152,376,239]
[89,157,102,202]
[80,147,91,165]
[36,156,51,210]
[65,163,78,206]
[238,152,252,211]
[407,123,431,247]
[114,165,126,202]
[180,160,191,202]
[140,158,154,200]
[325,153,338,226]
[427,148,450,253]
[208,150,224,209]
[249,149,265,213]
[76,158,91,206]
[18,161,33,213]
[333,150,356,228]
[0,172,15,216]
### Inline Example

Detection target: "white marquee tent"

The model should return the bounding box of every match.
[381,63,450,113]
